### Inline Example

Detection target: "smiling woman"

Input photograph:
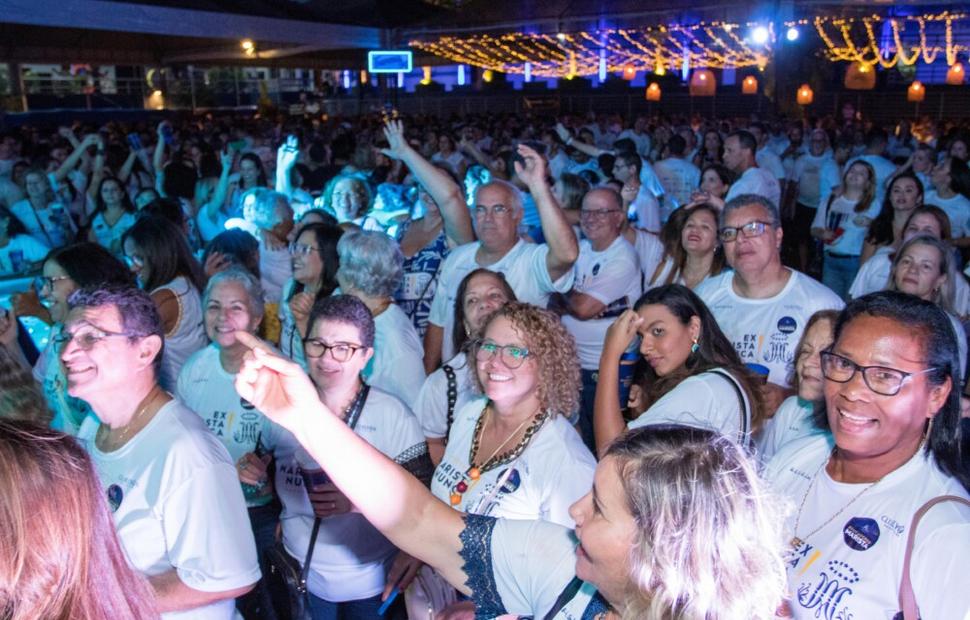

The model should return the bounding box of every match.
[766,291,970,619]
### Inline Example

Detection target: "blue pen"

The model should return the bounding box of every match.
[378,587,399,616]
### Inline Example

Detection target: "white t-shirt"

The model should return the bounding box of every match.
[811,195,882,257]
[627,370,751,442]
[725,166,782,208]
[766,435,970,620]
[561,237,641,369]
[755,395,823,462]
[757,147,787,181]
[630,184,661,232]
[0,234,48,274]
[429,239,575,362]
[10,199,75,248]
[365,303,426,409]
[696,271,844,387]
[631,227,664,290]
[654,157,701,210]
[90,210,137,256]
[792,152,838,209]
[848,247,893,299]
[278,278,309,370]
[431,398,595,528]
[415,351,477,439]
[78,400,261,620]
[924,189,970,238]
[845,154,897,206]
[259,237,292,305]
[273,388,428,602]
[152,276,207,393]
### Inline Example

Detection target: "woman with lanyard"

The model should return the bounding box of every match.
[122,214,208,391]
[11,168,76,250]
[280,221,343,369]
[381,119,475,339]
[767,292,970,619]
[594,284,763,457]
[268,294,432,619]
[415,268,517,465]
[811,160,881,300]
[233,337,789,620]
[175,267,279,619]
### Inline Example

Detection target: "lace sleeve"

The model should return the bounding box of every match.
[459,513,508,620]
[395,442,435,487]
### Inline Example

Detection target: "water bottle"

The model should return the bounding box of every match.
[618,349,639,408]
[8,249,24,273]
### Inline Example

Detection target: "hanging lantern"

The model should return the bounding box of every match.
[907,80,926,102]
[645,82,661,101]
[622,65,637,80]
[741,75,758,95]
[947,62,965,85]
[844,62,876,90]
[420,66,432,86]
[689,69,716,96]
[797,84,814,106]
[482,69,494,83]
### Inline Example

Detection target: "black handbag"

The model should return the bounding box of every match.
[265,517,322,620]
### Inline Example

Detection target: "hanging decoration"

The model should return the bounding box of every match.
[797,84,814,105]
[947,61,965,84]
[844,61,876,90]
[689,69,716,96]
[622,65,637,80]
[907,80,926,102]
[645,82,661,101]
[741,75,758,94]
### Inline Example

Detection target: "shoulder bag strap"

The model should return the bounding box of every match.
[542,577,585,620]
[442,364,457,443]
[299,517,323,593]
[898,494,970,620]
[710,369,749,446]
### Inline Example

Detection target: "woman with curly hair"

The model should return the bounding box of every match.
[231,343,789,620]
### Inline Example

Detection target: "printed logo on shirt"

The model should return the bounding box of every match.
[843,517,880,551]
[591,263,601,276]
[107,484,124,512]
[777,316,797,335]
[239,397,256,411]
[880,515,905,536]
[232,411,262,446]
[792,556,859,620]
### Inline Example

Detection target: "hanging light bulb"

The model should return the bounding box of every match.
[947,62,965,85]
[797,83,814,105]
[645,82,661,101]
[907,80,925,102]
[622,65,637,80]
[742,75,758,94]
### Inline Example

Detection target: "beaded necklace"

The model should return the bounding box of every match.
[449,403,548,506]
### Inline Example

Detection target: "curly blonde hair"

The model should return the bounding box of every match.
[471,302,580,416]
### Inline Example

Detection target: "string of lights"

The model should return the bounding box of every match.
[812,11,964,68]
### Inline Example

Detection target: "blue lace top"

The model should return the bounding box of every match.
[394,219,449,338]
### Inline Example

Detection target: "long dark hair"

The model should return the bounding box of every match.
[290,222,343,305]
[452,268,517,354]
[122,215,205,292]
[865,172,924,248]
[46,242,134,288]
[91,176,136,220]
[238,152,269,188]
[632,284,766,429]
[653,204,726,286]
[814,291,969,490]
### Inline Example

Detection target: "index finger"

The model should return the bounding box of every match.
[516,143,539,159]
[234,330,273,354]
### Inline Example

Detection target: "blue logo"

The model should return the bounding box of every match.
[843,517,880,551]
[591,263,601,276]
[496,468,521,495]
[777,316,797,334]
[107,484,124,513]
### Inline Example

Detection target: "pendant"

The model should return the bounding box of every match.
[790,536,804,549]
[450,493,462,506]
[467,466,481,480]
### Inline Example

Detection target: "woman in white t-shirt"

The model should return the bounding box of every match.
[647,204,725,290]
[0,204,48,275]
[11,169,76,249]
[756,309,837,461]
[860,172,924,263]
[233,346,789,620]
[811,160,881,299]
[87,176,137,257]
[122,215,207,391]
[336,228,425,408]
[318,174,382,232]
[595,284,764,457]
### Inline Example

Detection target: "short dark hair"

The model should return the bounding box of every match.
[666,135,687,157]
[202,229,261,280]
[67,286,165,374]
[727,130,757,154]
[452,268,517,353]
[617,151,642,173]
[306,294,375,348]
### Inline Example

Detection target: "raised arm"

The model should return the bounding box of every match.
[52,134,98,184]
[233,333,470,593]
[85,136,107,204]
[153,122,169,196]
[383,120,475,246]
[555,122,606,158]
[275,135,299,199]
[514,144,578,281]
[200,150,234,220]
[593,310,642,457]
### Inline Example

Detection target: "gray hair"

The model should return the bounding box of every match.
[474,179,523,214]
[67,286,165,374]
[203,267,265,319]
[720,193,781,228]
[249,190,292,231]
[888,234,958,313]
[306,294,375,348]
[336,229,404,298]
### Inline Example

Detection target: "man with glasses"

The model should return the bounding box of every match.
[424,144,578,372]
[696,194,843,409]
[558,188,641,449]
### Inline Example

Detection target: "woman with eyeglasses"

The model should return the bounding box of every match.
[0,243,133,434]
[382,120,475,339]
[122,214,207,391]
[0,203,48,275]
[766,291,970,619]
[594,284,764,457]
[280,222,343,369]
[275,294,432,619]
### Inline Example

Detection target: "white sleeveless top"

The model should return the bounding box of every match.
[152,276,207,391]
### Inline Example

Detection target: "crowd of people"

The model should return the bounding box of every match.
[0,105,968,620]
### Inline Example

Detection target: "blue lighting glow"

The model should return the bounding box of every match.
[598,49,607,81]
[786,27,799,42]
[524,62,532,82]
[342,70,351,89]
[751,26,770,45]
[457,65,466,86]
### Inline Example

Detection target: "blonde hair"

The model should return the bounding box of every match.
[0,420,158,620]
[606,425,787,619]
[0,345,51,425]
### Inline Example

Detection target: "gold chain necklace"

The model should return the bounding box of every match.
[97,385,162,450]
[449,403,548,506]
[789,448,886,549]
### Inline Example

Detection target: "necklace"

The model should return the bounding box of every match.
[98,385,162,450]
[449,403,548,506]
[789,448,886,549]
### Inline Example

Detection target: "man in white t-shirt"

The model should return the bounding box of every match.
[696,194,843,409]
[424,145,579,371]
[614,151,661,232]
[707,131,781,210]
[654,134,702,212]
[558,188,642,448]
[749,122,788,183]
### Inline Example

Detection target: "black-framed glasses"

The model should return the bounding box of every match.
[54,326,138,351]
[718,221,772,243]
[819,350,939,396]
[303,339,365,362]
[34,275,71,292]
[289,242,320,256]
[473,339,532,369]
